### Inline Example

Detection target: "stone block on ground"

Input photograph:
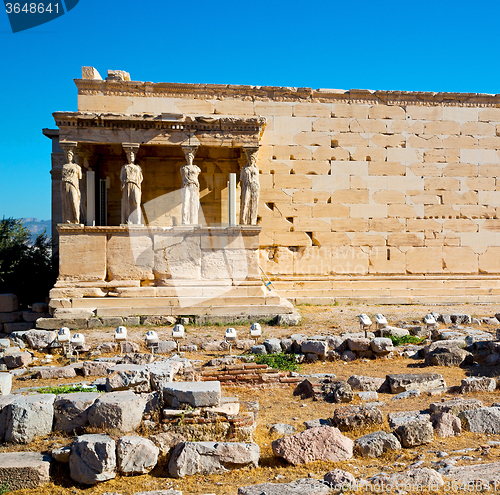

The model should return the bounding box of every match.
[395,419,434,447]
[54,392,100,433]
[431,412,461,437]
[82,360,115,376]
[331,405,383,431]
[386,373,446,393]
[5,393,55,443]
[270,423,296,435]
[430,398,483,415]
[117,435,159,475]
[51,446,71,463]
[69,434,116,484]
[36,366,77,379]
[460,407,500,434]
[274,312,301,326]
[4,322,34,333]
[347,337,371,352]
[301,340,328,356]
[263,338,282,354]
[440,462,500,486]
[0,452,51,490]
[324,469,356,490]
[460,376,496,393]
[87,391,145,432]
[374,468,444,489]
[168,441,259,478]
[388,410,430,429]
[272,427,353,465]
[355,431,401,457]
[0,372,12,395]
[347,375,386,392]
[106,367,150,393]
[24,329,57,350]
[156,340,177,354]
[250,344,266,355]
[141,315,176,326]
[424,344,471,367]
[36,317,88,330]
[0,294,18,312]
[370,337,394,354]
[163,381,221,408]
[3,351,32,369]
[0,394,16,440]
[238,479,331,495]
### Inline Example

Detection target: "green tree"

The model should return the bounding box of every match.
[0,218,55,308]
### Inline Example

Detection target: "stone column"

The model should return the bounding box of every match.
[240,147,260,226]
[59,141,82,224]
[121,143,143,225]
[180,145,201,225]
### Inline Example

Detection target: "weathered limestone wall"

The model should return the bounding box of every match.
[77,85,500,283]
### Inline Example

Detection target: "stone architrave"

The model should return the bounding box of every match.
[240,147,260,225]
[180,145,201,225]
[120,144,143,225]
[60,142,82,224]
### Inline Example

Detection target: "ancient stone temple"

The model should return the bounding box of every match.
[44,67,500,314]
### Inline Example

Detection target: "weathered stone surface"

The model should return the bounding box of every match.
[347,337,371,352]
[272,427,353,465]
[0,394,15,440]
[460,376,496,393]
[425,345,471,367]
[120,341,141,353]
[382,326,410,338]
[274,312,301,326]
[301,340,328,356]
[324,469,356,489]
[106,367,150,393]
[370,337,394,354]
[238,479,330,495]
[395,419,434,447]
[0,372,12,395]
[54,392,100,432]
[270,423,296,435]
[87,391,145,432]
[392,389,421,400]
[36,366,77,379]
[148,361,182,391]
[387,373,446,393]
[150,432,187,453]
[156,340,178,354]
[460,407,500,433]
[24,330,56,350]
[431,412,461,437]
[325,380,353,403]
[141,315,176,326]
[201,340,229,352]
[375,467,444,489]
[357,391,378,401]
[331,405,383,431]
[347,375,386,392]
[0,452,51,490]
[168,441,259,478]
[163,381,221,408]
[3,351,32,368]
[69,434,116,484]
[355,431,401,457]
[120,353,154,365]
[263,338,282,354]
[451,314,471,324]
[250,344,266,355]
[116,436,159,475]
[0,338,10,349]
[36,317,88,330]
[388,410,430,429]
[441,462,500,486]
[82,360,115,376]
[0,294,18,312]
[5,394,55,443]
[430,398,483,415]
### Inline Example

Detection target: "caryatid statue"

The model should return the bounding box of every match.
[181,146,201,225]
[61,146,82,224]
[240,147,260,225]
[120,146,143,225]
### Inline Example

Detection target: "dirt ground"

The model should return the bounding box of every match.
[3,302,500,494]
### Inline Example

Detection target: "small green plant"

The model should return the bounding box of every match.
[254,352,300,372]
[0,483,10,494]
[387,334,424,347]
[35,385,98,395]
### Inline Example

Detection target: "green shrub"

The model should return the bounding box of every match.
[254,352,300,372]
[0,483,10,494]
[35,385,98,395]
[387,334,424,347]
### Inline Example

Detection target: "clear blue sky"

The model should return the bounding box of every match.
[1,0,499,221]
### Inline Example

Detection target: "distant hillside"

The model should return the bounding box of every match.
[22,218,51,241]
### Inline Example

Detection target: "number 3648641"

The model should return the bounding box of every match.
[5,3,60,14]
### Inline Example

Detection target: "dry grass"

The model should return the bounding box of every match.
[4,302,500,494]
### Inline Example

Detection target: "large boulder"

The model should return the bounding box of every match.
[394,419,433,447]
[238,479,330,495]
[301,340,328,357]
[24,330,57,350]
[347,375,386,392]
[347,338,371,352]
[163,381,221,408]
[168,441,259,478]
[331,405,383,431]
[370,337,394,354]
[87,391,145,432]
[0,452,51,490]
[386,373,446,393]
[263,338,282,354]
[424,345,471,367]
[116,436,159,475]
[324,469,356,490]
[54,392,100,433]
[106,366,150,393]
[460,407,500,434]
[5,394,55,443]
[0,372,12,395]
[147,361,183,392]
[388,410,430,429]
[3,351,32,368]
[272,427,353,465]
[36,366,77,379]
[69,434,116,484]
[354,431,401,457]
[82,360,115,377]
